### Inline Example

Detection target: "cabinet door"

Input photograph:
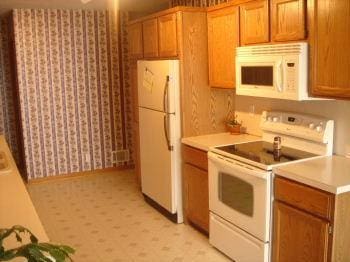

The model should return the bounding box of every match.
[271,0,305,42]
[309,0,350,99]
[142,18,159,58]
[128,23,143,59]
[240,0,269,45]
[158,13,178,57]
[272,201,330,262]
[184,163,209,233]
[208,6,239,88]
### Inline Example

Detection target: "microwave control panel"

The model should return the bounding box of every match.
[284,58,298,91]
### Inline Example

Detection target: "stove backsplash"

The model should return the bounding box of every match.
[235,96,350,156]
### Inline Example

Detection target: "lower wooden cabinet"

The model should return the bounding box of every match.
[184,163,209,232]
[273,201,330,262]
[273,176,350,262]
[182,145,209,233]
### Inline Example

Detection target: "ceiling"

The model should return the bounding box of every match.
[0,0,169,15]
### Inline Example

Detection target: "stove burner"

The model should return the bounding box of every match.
[215,141,318,166]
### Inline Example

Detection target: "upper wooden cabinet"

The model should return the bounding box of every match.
[158,13,178,57]
[309,0,350,99]
[240,0,270,45]
[128,23,143,59]
[208,6,239,88]
[142,18,159,58]
[271,0,306,42]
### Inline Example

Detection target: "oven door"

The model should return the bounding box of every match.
[236,55,283,98]
[208,152,271,242]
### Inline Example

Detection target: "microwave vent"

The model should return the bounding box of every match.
[237,43,307,56]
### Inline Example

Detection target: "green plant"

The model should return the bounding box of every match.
[226,114,241,126]
[0,225,74,262]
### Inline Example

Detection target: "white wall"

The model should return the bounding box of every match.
[235,95,350,156]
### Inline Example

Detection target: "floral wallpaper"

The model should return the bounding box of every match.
[0,17,22,167]
[13,9,132,179]
[169,0,230,7]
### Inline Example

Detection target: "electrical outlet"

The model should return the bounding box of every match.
[113,150,130,163]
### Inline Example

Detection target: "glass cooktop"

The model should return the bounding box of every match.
[215,141,318,167]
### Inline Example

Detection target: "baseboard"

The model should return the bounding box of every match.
[27,165,134,184]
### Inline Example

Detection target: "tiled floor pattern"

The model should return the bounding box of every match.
[28,170,231,262]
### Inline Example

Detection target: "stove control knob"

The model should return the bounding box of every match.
[267,116,272,122]
[316,125,323,132]
[273,117,279,123]
[309,123,315,129]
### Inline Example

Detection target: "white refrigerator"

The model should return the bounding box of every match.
[137,60,183,223]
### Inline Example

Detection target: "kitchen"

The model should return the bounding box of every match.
[0,0,349,261]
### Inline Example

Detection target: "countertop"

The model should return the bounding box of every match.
[274,155,350,195]
[181,132,261,151]
[0,136,49,251]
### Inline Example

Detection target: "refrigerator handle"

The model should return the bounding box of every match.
[163,115,173,151]
[163,76,170,113]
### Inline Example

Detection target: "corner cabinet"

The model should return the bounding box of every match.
[128,22,143,59]
[207,6,239,88]
[183,145,209,233]
[271,0,305,42]
[309,0,350,99]
[272,176,350,262]
[240,0,270,45]
[158,13,178,57]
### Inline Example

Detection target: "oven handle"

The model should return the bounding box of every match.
[208,152,268,180]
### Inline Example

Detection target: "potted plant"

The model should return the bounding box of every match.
[226,115,242,135]
[0,225,74,262]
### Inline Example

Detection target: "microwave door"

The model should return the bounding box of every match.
[236,56,283,98]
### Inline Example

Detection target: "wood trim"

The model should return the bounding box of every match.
[332,192,350,261]
[207,0,257,11]
[128,6,206,25]
[27,166,134,184]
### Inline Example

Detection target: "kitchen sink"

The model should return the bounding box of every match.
[0,151,11,174]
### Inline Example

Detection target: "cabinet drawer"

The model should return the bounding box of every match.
[182,145,208,171]
[274,176,334,220]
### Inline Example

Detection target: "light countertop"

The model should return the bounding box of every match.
[0,136,49,251]
[274,155,350,195]
[181,132,261,152]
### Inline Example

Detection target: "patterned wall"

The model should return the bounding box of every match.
[169,0,230,7]
[12,9,131,179]
[0,17,22,166]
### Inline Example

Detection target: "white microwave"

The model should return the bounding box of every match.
[236,43,314,101]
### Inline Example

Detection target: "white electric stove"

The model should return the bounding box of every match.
[208,111,334,262]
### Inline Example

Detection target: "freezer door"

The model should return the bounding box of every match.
[137,60,179,113]
[139,107,176,213]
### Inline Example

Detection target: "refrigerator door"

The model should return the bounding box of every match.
[138,60,179,113]
[139,107,176,213]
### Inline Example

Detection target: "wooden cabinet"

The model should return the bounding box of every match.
[273,201,330,262]
[128,23,143,59]
[271,0,305,41]
[142,18,159,58]
[183,145,209,233]
[240,0,269,45]
[273,176,350,262]
[309,0,350,99]
[207,6,239,88]
[184,163,209,232]
[158,14,178,57]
